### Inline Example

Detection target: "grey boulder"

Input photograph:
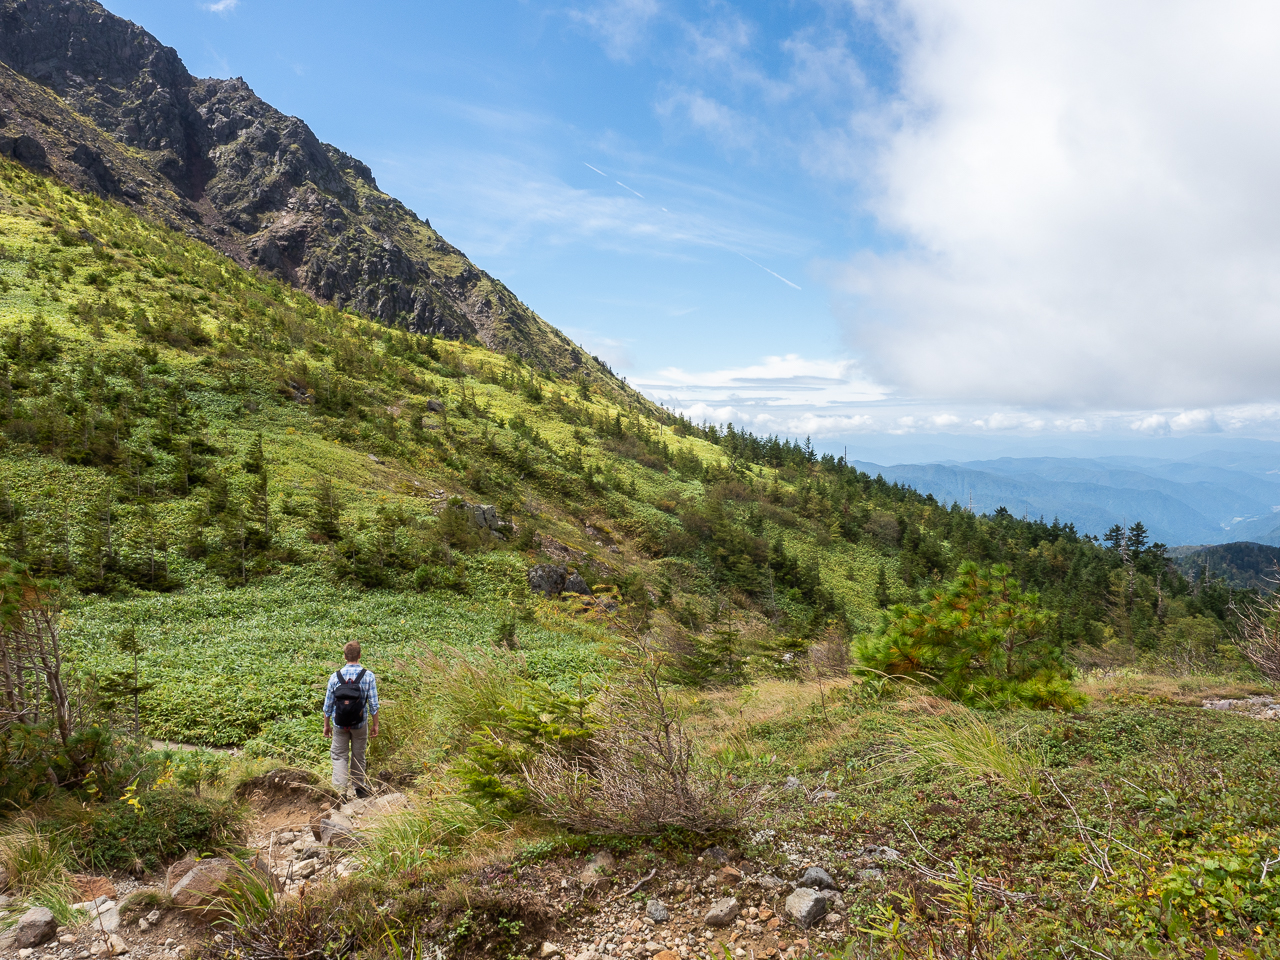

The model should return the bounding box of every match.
[528,564,568,597]
[564,573,593,595]
[785,887,828,929]
[796,866,839,891]
[13,906,58,948]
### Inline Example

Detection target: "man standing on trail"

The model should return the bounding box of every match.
[323,640,379,799]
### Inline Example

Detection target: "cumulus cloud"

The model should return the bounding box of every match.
[1170,409,1221,433]
[840,0,1280,411]
[1131,414,1170,435]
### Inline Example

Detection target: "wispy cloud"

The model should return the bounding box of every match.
[568,0,662,61]
[386,150,807,262]
[203,0,238,13]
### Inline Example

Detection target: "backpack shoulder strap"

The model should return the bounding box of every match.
[353,668,366,684]
[335,666,348,684]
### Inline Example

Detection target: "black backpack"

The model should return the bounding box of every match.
[332,667,367,728]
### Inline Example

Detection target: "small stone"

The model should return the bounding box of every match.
[704,898,739,928]
[809,790,838,802]
[861,845,902,862]
[653,952,680,960]
[796,867,839,891]
[164,940,176,950]
[784,888,827,930]
[758,908,774,921]
[782,777,805,794]
[19,950,36,959]
[108,935,128,956]
[645,900,670,923]
[60,936,77,945]
[702,846,732,865]
[644,942,663,955]
[717,866,742,886]
[540,943,563,959]
[857,868,885,882]
[137,921,149,934]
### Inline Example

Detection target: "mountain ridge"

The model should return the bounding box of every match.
[853,452,1280,547]
[0,0,619,381]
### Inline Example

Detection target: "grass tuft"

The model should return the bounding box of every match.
[884,702,1046,797]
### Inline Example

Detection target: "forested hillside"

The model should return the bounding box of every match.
[0,156,1257,756]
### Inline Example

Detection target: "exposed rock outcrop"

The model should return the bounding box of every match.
[0,0,617,379]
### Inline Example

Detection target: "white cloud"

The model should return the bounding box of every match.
[644,353,885,404]
[203,0,238,12]
[839,0,1280,412]
[1170,409,1221,433]
[1132,414,1170,435]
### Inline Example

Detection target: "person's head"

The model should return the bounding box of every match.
[343,641,361,663]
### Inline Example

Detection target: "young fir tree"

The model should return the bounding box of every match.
[856,562,1080,710]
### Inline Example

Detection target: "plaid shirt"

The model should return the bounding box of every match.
[323,663,379,728]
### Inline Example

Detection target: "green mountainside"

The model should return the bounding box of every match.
[0,157,1257,759]
[0,0,612,376]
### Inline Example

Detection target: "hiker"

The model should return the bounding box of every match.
[323,640,380,799]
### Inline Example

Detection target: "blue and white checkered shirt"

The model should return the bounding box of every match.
[323,663,379,728]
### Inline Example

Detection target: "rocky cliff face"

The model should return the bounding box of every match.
[0,0,601,376]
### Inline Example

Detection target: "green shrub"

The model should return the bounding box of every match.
[56,789,245,872]
[856,562,1081,710]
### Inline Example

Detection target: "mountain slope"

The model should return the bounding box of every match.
[0,0,608,377]
[1168,542,1280,593]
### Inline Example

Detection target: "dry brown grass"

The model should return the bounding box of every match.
[523,638,757,835]
[1075,667,1273,705]
[683,679,863,766]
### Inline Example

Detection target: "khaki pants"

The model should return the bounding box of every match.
[330,724,368,795]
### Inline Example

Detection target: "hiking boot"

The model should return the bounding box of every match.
[355,786,370,799]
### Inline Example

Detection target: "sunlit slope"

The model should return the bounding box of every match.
[0,158,891,752]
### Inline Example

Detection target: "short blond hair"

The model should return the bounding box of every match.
[343,641,361,663]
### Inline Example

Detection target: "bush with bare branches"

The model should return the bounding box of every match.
[522,635,756,835]
[1234,582,1280,682]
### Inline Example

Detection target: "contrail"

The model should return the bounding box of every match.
[737,252,801,290]
[585,162,797,293]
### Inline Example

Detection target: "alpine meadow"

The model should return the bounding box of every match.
[0,2,1279,959]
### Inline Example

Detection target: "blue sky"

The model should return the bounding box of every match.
[103,0,1280,457]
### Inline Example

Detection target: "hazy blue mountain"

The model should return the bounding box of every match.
[853,448,1280,547]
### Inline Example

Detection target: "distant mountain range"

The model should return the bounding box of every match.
[0,0,612,379]
[854,445,1280,547]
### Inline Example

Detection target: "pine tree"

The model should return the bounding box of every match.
[1127,521,1149,555]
